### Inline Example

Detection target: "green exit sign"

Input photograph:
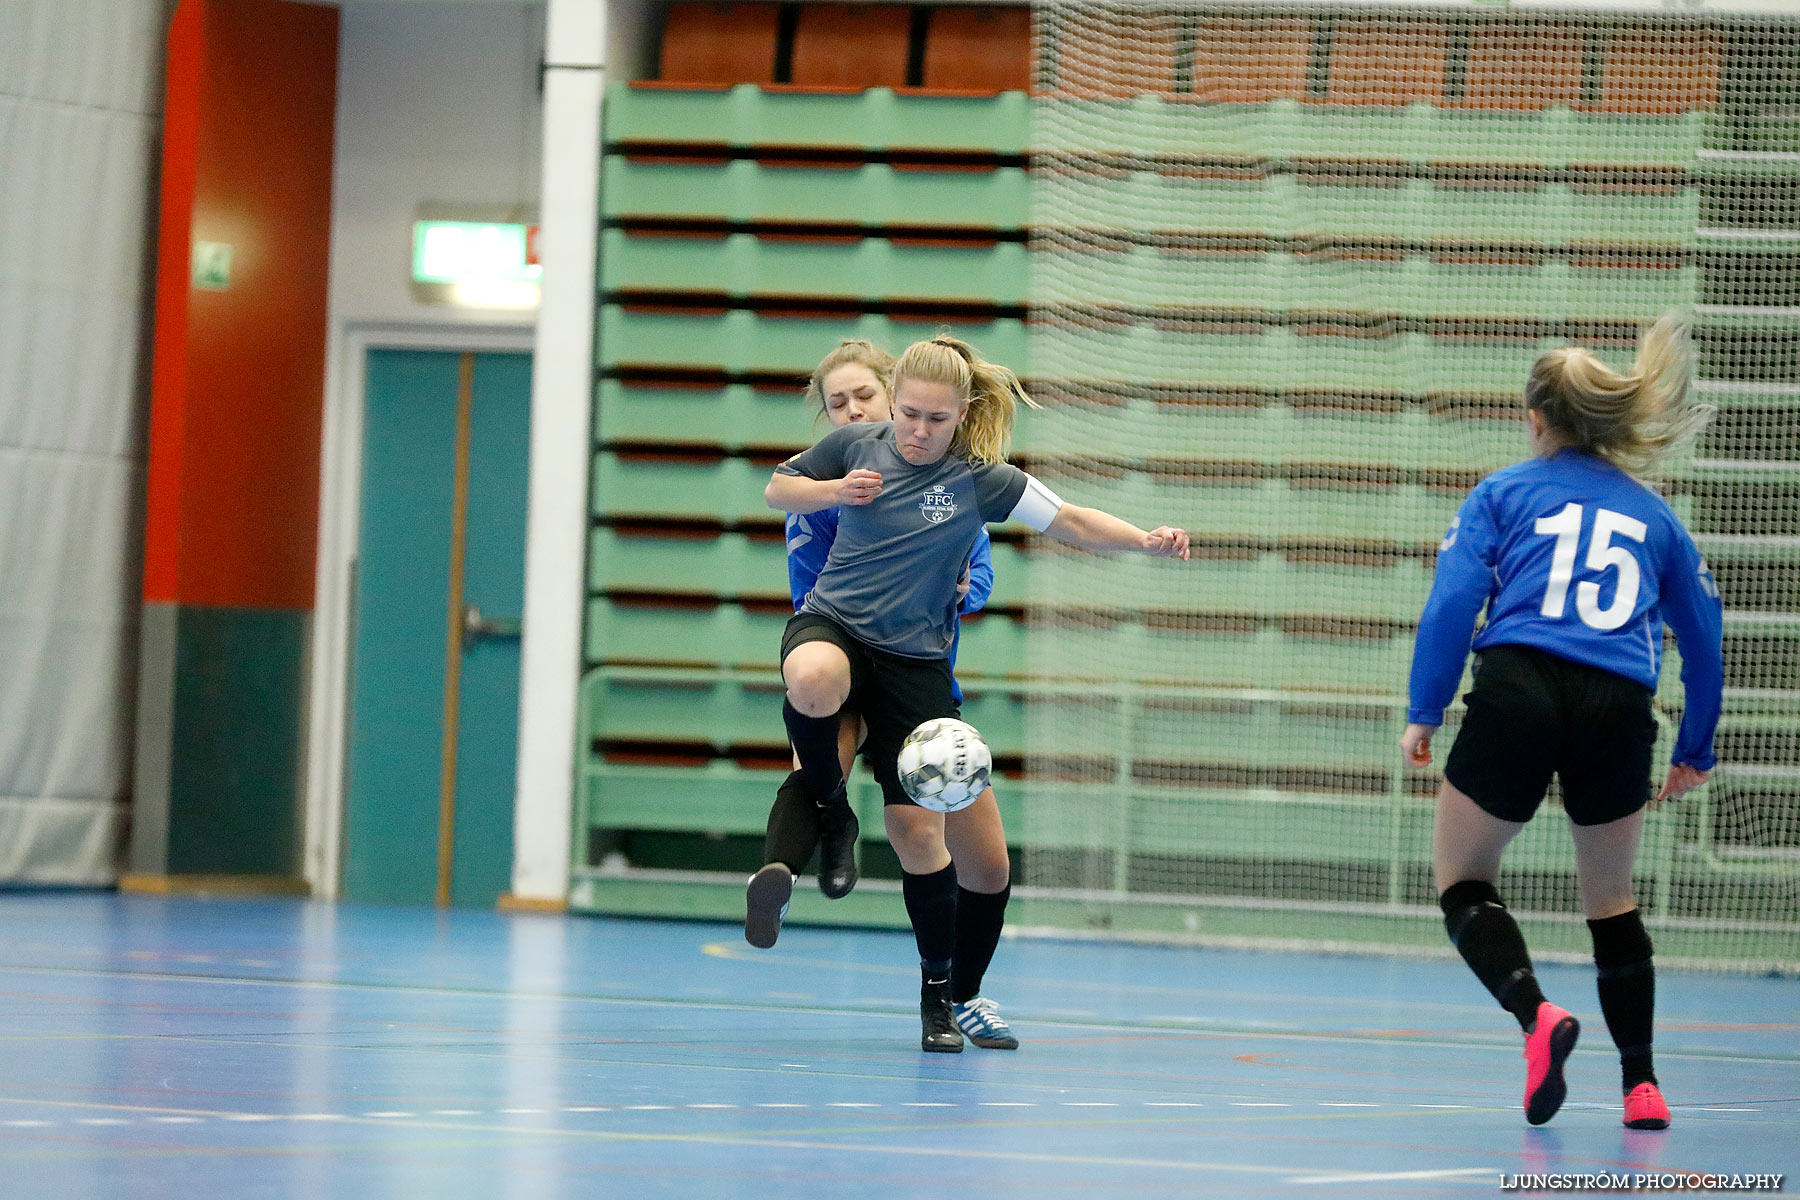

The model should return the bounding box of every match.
[411,220,541,308]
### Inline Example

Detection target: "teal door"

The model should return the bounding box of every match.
[344,349,532,906]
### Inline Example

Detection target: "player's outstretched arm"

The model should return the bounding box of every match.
[765,468,883,514]
[1045,504,1190,559]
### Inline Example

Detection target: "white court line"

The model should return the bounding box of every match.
[149,1117,201,1124]
[363,1111,415,1118]
[431,1109,480,1116]
[981,1102,1034,1107]
[2,1120,50,1127]
[1320,1102,1378,1107]
[1291,1167,1496,1185]
[1695,1107,1759,1112]
[222,1114,278,1122]
[16,960,1788,1069]
[756,1103,807,1108]
[902,1102,955,1107]
[563,1106,611,1113]
[76,1118,128,1125]
[686,1104,736,1109]
[1146,1102,1203,1107]
[499,1108,547,1114]
[622,1105,671,1111]
[827,1103,877,1108]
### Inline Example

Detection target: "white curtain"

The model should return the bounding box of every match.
[0,0,168,882]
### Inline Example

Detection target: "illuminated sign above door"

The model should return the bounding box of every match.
[411,220,541,309]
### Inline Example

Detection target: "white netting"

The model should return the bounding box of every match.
[1021,5,1799,969]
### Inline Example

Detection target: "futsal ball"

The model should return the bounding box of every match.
[896,718,992,813]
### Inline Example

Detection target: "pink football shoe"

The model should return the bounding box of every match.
[1523,1001,1581,1125]
[1623,1081,1671,1130]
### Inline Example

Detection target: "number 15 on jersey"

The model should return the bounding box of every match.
[1533,502,1647,632]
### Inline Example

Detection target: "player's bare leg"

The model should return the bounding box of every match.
[1572,809,1667,1128]
[1434,781,1575,1124]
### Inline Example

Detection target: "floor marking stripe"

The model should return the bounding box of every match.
[12,960,1792,1068]
[693,1138,1305,1176]
[1292,1167,1496,1185]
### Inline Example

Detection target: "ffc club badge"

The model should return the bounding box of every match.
[919,485,958,525]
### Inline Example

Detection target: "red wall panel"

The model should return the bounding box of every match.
[144,0,339,609]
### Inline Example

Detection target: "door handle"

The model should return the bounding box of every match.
[463,603,523,647]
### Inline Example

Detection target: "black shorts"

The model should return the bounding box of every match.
[782,612,959,807]
[1444,643,1658,827]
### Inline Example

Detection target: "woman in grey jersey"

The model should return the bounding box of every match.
[750,340,1001,938]
[765,334,1190,1051]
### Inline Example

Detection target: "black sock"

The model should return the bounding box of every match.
[1589,909,1657,1092]
[782,700,846,809]
[762,769,820,875]
[903,863,958,972]
[951,884,1009,1004]
[1441,880,1547,1032]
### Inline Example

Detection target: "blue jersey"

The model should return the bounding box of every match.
[785,506,994,704]
[1408,449,1723,770]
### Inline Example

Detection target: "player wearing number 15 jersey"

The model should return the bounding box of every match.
[1401,315,1722,1130]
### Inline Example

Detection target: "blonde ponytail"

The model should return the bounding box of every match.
[1526,313,1713,477]
[891,334,1039,465]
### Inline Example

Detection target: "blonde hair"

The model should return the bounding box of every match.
[804,339,896,426]
[891,334,1039,465]
[1525,314,1713,477]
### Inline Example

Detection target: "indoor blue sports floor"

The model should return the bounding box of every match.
[0,892,1792,1199]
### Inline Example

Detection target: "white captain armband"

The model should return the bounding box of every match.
[1007,475,1064,532]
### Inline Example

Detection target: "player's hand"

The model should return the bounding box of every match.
[1143,526,1190,560]
[1654,763,1709,805]
[1400,723,1437,767]
[835,469,883,506]
[955,564,971,601]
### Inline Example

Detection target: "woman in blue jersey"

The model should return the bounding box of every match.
[766,334,1190,1051]
[1402,316,1721,1129]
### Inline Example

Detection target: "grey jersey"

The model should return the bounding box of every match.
[778,421,1031,658]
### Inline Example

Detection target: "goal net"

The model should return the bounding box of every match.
[1019,3,1800,971]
